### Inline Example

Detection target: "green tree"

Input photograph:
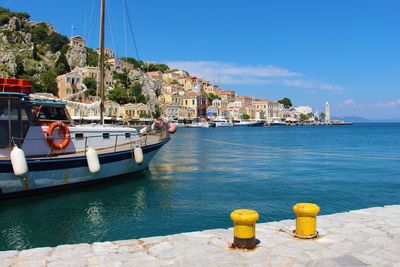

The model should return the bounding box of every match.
[113,70,129,88]
[30,23,50,44]
[123,57,144,69]
[241,113,250,120]
[15,56,25,77]
[300,113,310,122]
[143,63,169,73]
[48,32,69,53]
[0,7,30,26]
[108,85,128,104]
[32,44,39,60]
[83,77,97,96]
[206,93,220,106]
[55,52,70,75]
[86,48,99,67]
[129,82,147,104]
[278,97,293,109]
[40,69,58,96]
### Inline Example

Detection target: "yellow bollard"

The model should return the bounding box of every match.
[293,203,320,239]
[230,209,259,249]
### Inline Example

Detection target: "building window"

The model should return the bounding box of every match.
[103,133,110,139]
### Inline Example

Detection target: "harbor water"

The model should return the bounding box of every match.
[0,123,399,251]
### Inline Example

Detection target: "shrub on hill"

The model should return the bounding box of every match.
[0,7,29,26]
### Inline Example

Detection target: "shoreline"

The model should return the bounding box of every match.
[1,205,399,266]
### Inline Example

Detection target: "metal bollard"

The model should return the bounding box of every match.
[293,203,320,239]
[230,209,259,249]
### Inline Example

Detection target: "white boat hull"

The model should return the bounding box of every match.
[0,138,169,198]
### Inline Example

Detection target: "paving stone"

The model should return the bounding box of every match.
[0,250,18,259]
[17,247,52,260]
[147,241,173,255]
[47,259,87,267]
[11,259,46,267]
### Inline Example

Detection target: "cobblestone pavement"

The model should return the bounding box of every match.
[1,205,400,267]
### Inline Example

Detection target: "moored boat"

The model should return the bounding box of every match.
[212,117,233,127]
[268,119,287,126]
[233,119,264,127]
[0,81,172,199]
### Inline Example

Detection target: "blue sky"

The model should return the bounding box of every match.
[2,0,400,119]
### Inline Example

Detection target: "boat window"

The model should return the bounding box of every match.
[38,106,68,121]
[0,98,9,147]
[125,132,131,138]
[103,133,110,139]
[75,133,84,139]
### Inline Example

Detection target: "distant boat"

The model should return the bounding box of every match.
[186,121,210,128]
[212,117,233,127]
[330,120,353,126]
[269,119,287,126]
[233,119,264,127]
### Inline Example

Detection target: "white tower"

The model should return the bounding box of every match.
[325,101,331,124]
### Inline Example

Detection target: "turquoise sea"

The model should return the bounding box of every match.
[0,123,399,251]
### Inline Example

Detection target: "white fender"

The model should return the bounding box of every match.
[86,146,100,173]
[10,146,28,176]
[134,147,143,165]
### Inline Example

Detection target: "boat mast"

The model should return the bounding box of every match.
[99,0,105,125]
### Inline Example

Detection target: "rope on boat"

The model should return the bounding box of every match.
[184,136,400,162]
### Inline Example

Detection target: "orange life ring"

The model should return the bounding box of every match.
[45,121,71,150]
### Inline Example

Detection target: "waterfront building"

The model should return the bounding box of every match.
[69,35,86,48]
[236,96,253,106]
[75,66,113,89]
[295,106,313,115]
[146,71,163,82]
[325,101,331,124]
[161,102,180,118]
[180,91,198,115]
[162,71,185,84]
[107,58,135,71]
[56,71,83,99]
[121,103,150,120]
[179,106,196,119]
[161,84,181,94]
[96,47,114,58]
[104,100,120,118]
[218,90,236,103]
[203,83,222,96]
[267,101,284,121]
[207,106,219,118]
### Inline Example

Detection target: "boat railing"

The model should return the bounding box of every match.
[11,133,151,158]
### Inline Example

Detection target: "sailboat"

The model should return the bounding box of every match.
[0,0,174,199]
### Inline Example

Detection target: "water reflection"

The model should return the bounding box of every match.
[2,223,31,250]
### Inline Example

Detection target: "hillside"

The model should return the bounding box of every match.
[0,7,173,116]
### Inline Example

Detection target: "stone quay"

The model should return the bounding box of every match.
[1,205,400,266]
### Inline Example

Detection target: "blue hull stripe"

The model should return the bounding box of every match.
[0,137,170,173]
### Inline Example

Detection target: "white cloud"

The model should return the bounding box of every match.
[282,79,343,91]
[374,99,400,108]
[165,60,342,91]
[337,99,364,108]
